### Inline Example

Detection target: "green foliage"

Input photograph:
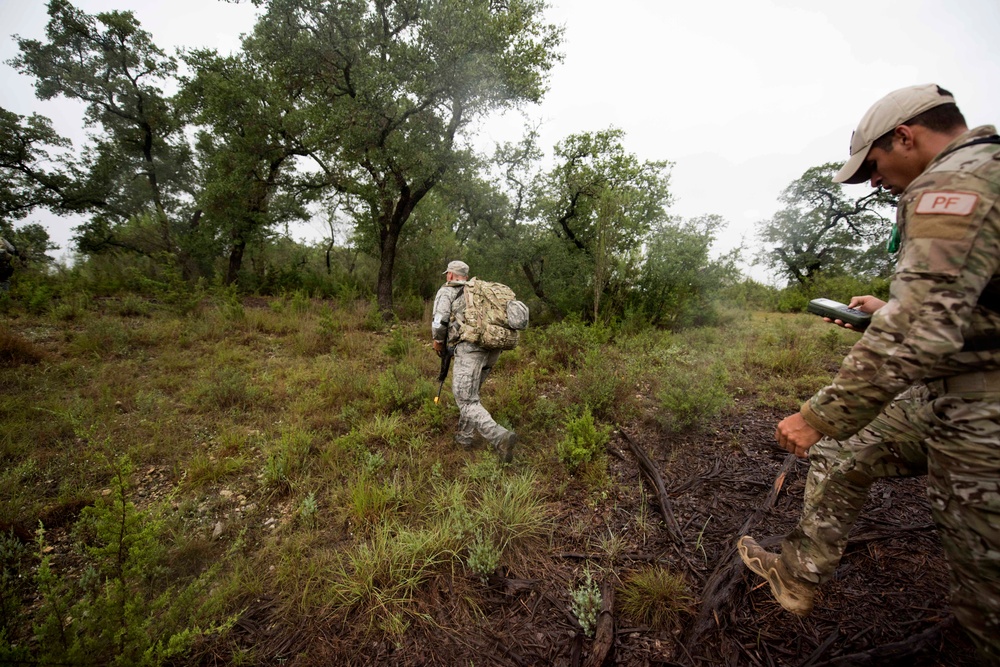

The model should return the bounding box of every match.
[632,215,741,328]
[530,317,611,370]
[32,457,226,666]
[373,363,431,414]
[557,406,611,470]
[466,530,501,582]
[756,162,896,285]
[299,491,319,529]
[569,569,602,638]
[384,328,413,360]
[566,349,635,422]
[618,566,693,631]
[0,531,30,647]
[656,358,731,433]
[772,273,891,313]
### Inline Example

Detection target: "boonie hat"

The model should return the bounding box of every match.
[833,84,956,184]
[443,260,469,276]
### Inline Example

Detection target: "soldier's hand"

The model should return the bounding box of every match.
[822,295,887,330]
[847,295,886,313]
[776,413,822,458]
[432,339,444,356]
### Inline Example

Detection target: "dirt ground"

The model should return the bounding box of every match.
[209,408,984,667]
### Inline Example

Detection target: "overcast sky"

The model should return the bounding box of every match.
[3,0,999,280]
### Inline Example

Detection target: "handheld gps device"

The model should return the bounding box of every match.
[806,298,871,330]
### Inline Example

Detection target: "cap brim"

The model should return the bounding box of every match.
[833,145,873,184]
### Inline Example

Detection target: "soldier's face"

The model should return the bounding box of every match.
[864,143,923,195]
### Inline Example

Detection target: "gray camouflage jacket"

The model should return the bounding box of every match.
[802,125,1000,440]
[431,280,468,347]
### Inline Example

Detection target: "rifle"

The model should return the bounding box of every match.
[434,345,454,404]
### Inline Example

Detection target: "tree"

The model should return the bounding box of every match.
[180,48,313,284]
[633,214,741,328]
[11,0,196,258]
[756,162,896,285]
[250,0,563,316]
[531,128,673,319]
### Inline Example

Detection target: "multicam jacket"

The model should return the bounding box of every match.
[802,125,1000,440]
[431,279,468,347]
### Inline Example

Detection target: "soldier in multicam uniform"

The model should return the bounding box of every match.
[431,260,517,463]
[738,84,1000,662]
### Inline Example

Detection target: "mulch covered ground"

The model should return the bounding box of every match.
[206,408,983,667]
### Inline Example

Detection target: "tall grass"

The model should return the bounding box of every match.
[0,287,856,661]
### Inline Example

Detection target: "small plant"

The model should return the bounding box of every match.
[656,359,730,433]
[264,449,292,492]
[116,294,151,317]
[556,406,611,470]
[299,491,319,528]
[384,328,411,359]
[618,566,693,631]
[466,530,501,582]
[569,568,602,637]
[290,290,311,314]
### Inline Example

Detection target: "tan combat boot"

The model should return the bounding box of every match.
[496,431,517,464]
[737,535,816,616]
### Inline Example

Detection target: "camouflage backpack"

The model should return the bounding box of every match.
[458,278,529,350]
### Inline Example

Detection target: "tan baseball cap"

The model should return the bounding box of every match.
[833,84,956,184]
[443,260,469,276]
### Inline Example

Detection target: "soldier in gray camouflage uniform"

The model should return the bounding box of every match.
[738,84,1000,662]
[431,260,517,463]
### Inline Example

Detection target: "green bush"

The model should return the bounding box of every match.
[656,359,730,433]
[556,406,611,470]
[33,457,226,666]
[570,569,601,637]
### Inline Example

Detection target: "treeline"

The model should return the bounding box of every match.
[2,0,896,327]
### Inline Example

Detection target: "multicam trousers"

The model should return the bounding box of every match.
[780,383,1000,662]
[451,342,511,448]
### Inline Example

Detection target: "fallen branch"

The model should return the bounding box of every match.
[583,580,616,667]
[809,616,954,666]
[684,453,798,647]
[619,429,684,546]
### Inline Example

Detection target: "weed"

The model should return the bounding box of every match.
[466,529,501,582]
[557,406,611,470]
[567,349,635,422]
[570,568,602,637]
[656,359,730,433]
[299,491,319,528]
[0,325,47,366]
[373,363,431,413]
[618,566,693,631]
[384,328,412,359]
[328,521,448,634]
[32,455,230,666]
[116,294,152,317]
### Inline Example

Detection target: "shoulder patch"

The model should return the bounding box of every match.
[914,191,980,216]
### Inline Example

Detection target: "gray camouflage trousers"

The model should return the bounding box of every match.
[451,342,510,448]
[780,383,1000,662]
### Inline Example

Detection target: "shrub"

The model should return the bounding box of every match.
[656,360,730,433]
[466,530,501,582]
[556,406,611,470]
[567,349,635,422]
[33,457,227,666]
[569,569,601,637]
[618,566,693,631]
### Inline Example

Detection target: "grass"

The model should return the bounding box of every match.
[0,292,856,663]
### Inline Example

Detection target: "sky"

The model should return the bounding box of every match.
[2,0,1000,280]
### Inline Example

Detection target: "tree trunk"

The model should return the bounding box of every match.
[376,221,400,318]
[227,238,246,286]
